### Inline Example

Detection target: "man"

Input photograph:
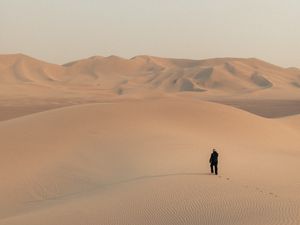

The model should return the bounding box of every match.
[209,149,219,175]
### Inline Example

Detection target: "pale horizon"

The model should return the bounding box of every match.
[1,0,299,67]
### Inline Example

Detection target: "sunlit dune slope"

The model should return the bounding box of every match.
[0,98,299,225]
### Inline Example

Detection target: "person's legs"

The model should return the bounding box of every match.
[214,164,218,175]
[210,164,214,173]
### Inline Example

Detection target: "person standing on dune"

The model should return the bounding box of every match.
[210,149,219,175]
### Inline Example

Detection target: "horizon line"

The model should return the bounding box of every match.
[0,52,297,69]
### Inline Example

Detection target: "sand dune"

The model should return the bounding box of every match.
[0,98,299,225]
[0,54,67,83]
[1,54,300,101]
[279,114,300,130]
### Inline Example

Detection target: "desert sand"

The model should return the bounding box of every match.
[0,54,299,224]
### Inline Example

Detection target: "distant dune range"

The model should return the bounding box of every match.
[1,54,300,118]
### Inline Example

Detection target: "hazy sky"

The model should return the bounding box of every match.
[0,0,299,67]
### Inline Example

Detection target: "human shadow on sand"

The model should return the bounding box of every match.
[26,172,211,203]
[111,172,211,186]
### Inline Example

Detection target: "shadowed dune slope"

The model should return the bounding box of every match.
[0,98,299,225]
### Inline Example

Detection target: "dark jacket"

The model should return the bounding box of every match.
[210,151,218,165]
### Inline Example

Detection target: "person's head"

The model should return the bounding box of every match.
[213,149,217,153]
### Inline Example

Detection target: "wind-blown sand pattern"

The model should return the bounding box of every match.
[0,54,299,224]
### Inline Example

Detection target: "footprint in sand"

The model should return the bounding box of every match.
[254,188,279,198]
